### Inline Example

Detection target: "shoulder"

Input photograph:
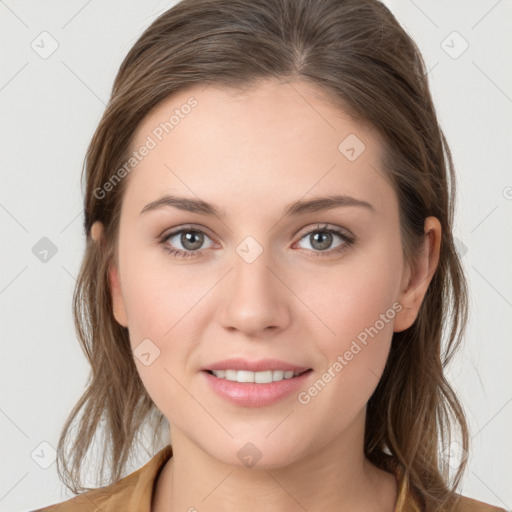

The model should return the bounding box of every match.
[30,472,138,512]
[448,494,507,512]
[31,490,119,511]
[31,444,174,512]
[395,465,507,512]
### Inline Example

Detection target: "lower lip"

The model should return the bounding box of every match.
[202,370,313,407]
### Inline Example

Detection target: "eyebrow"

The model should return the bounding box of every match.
[139,194,375,218]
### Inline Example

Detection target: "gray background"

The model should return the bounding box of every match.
[1,1,511,511]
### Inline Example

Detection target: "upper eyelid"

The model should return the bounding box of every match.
[161,223,216,239]
[296,223,352,238]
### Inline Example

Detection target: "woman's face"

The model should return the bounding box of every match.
[105,79,428,468]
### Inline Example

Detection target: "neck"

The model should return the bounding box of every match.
[152,410,397,512]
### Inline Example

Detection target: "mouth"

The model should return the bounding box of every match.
[204,368,312,383]
[201,358,314,407]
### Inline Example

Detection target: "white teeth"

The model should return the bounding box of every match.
[237,370,255,383]
[255,370,272,383]
[225,369,237,381]
[272,370,284,381]
[210,369,302,383]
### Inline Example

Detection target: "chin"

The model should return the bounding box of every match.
[195,433,310,470]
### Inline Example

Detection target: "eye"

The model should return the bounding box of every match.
[159,223,355,260]
[159,227,216,259]
[294,224,354,257]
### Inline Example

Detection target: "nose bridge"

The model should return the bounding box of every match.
[233,236,273,296]
[218,234,290,335]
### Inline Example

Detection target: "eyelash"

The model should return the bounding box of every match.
[158,224,355,260]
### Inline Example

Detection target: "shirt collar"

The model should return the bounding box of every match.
[90,444,421,512]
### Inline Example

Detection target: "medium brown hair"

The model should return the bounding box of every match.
[57,0,469,509]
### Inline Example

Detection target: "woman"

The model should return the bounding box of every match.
[33,0,505,510]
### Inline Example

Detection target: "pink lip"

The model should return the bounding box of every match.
[202,358,310,373]
[201,359,313,408]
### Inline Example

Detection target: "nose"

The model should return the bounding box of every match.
[217,243,291,338]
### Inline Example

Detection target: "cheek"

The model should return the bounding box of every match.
[118,246,216,410]
[118,252,206,420]
[292,240,401,411]
[299,240,402,351]
[119,241,211,345]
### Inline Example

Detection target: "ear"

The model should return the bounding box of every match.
[91,221,128,328]
[393,216,441,333]
[108,263,129,328]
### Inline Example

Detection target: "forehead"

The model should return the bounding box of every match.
[124,80,394,218]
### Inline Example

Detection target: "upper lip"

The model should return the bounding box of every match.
[202,358,311,373]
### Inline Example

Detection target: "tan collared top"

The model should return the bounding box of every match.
[33,444,506,512]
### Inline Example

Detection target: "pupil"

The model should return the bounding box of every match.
[312,231,332,251]
[182,231,203,250]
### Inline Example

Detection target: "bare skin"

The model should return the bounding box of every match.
[91,79,441,512]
